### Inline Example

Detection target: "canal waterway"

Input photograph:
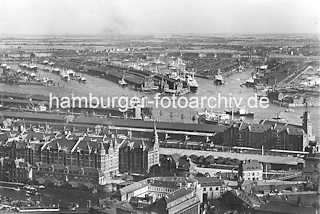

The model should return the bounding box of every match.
[0,66,319,137]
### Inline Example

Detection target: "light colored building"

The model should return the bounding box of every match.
[194,177,226,203]
[118,177,196,202]
[239,160,263,181]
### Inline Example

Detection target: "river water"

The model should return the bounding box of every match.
[0,66,319,137]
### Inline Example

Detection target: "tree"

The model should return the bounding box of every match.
[205,155,215,165]
[198,155,206,165]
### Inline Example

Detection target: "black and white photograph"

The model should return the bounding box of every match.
[0,0,319,213]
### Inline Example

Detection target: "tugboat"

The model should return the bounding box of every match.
[243,75,256,87]
[214,71,224,85]
[225,107,254,118]
[118,77,128,87]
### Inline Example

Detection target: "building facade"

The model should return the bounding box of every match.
[119,127,159,175]
[194,177,226,203]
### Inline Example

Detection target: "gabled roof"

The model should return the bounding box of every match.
[194,177,224,187]
[242,160,262,171]
[42,135,79,152]
[279,127,304,136]
[165,188,194,203]
[259,119,302,130]
[247,124,271,133]
[119,179,149,195]
[119,138,155,151]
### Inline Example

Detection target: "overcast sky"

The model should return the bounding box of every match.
[0,0,319,35]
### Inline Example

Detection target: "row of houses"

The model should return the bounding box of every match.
[0,126,160,188]
[223,107,315,151]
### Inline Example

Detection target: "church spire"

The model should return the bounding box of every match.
[302,98,313,140]
[153,120,159,149]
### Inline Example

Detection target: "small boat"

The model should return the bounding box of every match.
[78,76,87,83]
[214,72,224,85]
[42,78,54,86]
[42,60,49,65]
[30,73,37,79]
[52,68,60,74]
[29,64,38,72]
[118,78,128,87]
[60,70,70,81]
[243,77,255,87]
[225,108,254,118]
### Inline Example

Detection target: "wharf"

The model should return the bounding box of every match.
[0,80,44,86]
[0,91,150,118]
[0,110,226,135]
[52,59,186,92]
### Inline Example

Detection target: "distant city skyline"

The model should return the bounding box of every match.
[0,0,319,35]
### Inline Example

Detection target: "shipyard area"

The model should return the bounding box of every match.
[0,1,320,214]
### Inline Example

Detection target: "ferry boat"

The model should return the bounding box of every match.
[225,107,254,118]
